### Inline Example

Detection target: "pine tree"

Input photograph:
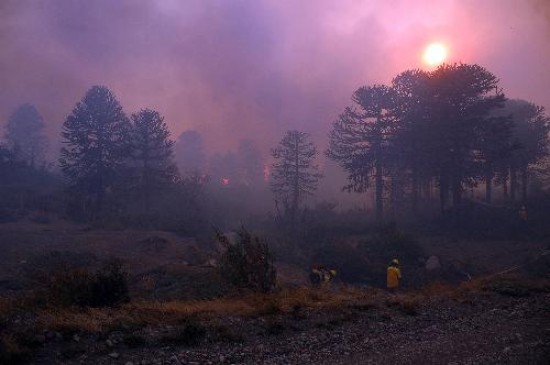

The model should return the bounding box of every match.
[270,130,322,224]
[59,86,130,215]
[128,108,176,209]
[5,103,47,168]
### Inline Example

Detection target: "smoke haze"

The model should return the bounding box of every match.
[1,0,549,156]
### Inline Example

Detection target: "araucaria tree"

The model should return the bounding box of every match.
[327,85,398,221]
[59,86,130,215]
[328,64,511,219]
[5,103,47,168]
[128,108,176,209]
[499,99,550,201]
[270,130,322,224]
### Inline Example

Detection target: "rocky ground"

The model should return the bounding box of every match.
[2,222,549,364]
[26,287,549,365]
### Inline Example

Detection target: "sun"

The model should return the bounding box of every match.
[422,42,448,67]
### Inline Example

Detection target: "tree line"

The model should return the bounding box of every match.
[327,64,550,220]
[1,63,549,229]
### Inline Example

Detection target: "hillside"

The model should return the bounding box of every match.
[1,221,549,364]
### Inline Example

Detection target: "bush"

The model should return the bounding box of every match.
[47,259,129,307]
[217,228,277,293]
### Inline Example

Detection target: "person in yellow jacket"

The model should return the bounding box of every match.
[387,258,402,290]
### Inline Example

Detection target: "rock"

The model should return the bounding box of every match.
[106,339,114,347]
[425,255,441,271]
[125,362,134,365]
[109,352,120,359]
[73,334,80,342]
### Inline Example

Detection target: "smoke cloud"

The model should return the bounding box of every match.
[1,0,549,157]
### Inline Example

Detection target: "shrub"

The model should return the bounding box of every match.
[217,228,277,293]
[47,259,129,307]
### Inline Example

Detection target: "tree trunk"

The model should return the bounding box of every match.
[502,177,508,199]
[485,169,493,203]
[439,176,449,214]
[375,159,383,221]
[411,164,419,214]
[521,168,528,202]
[510,166,517,201]
[452,178,462,207]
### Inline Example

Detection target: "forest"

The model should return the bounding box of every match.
[1,63,549,238]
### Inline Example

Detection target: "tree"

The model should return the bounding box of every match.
[327,85,398,220]
[270,130,322,224]
[391,70,433,213]
[500,99,550,201]
[476,113,513,203]
[423,64,505,212]
[4,103,47,168]
[128,108,177,209]
[59,86,130,215]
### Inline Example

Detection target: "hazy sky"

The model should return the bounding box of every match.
[1,0,549,156]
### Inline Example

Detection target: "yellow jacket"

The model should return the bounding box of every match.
[387,266,401,288]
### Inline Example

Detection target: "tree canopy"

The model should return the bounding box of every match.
[59,85,130,215]
[271,130,322,224]
[4,103,47,168]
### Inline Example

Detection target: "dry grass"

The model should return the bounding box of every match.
[19,287,384,335]
[4,277,549,338]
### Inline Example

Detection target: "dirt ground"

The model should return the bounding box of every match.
[1,221,549,364]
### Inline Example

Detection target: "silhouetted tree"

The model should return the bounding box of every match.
[500,99,550,201]
[128,108,177,209]
[476,113,513,203]
[391,70,432,213]
[271,130,322,224]
[0,142,58,214]
[424,64,505,212]
[59,86,130,216]
[4,103,47,168]
[327,85,398,220]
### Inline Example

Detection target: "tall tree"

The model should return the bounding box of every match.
[391,70,432,212]
[476,113,513,203]
[271,130,322,224]
[425,63,505,212]
[59,86,130,215]
[501,99,550,201]
[327,85,398,220]
[4,103,47,168]
[128,108,177,209]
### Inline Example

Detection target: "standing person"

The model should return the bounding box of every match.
[387,259,402,290]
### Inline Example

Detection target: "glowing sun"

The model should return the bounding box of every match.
[422,42,448,67]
